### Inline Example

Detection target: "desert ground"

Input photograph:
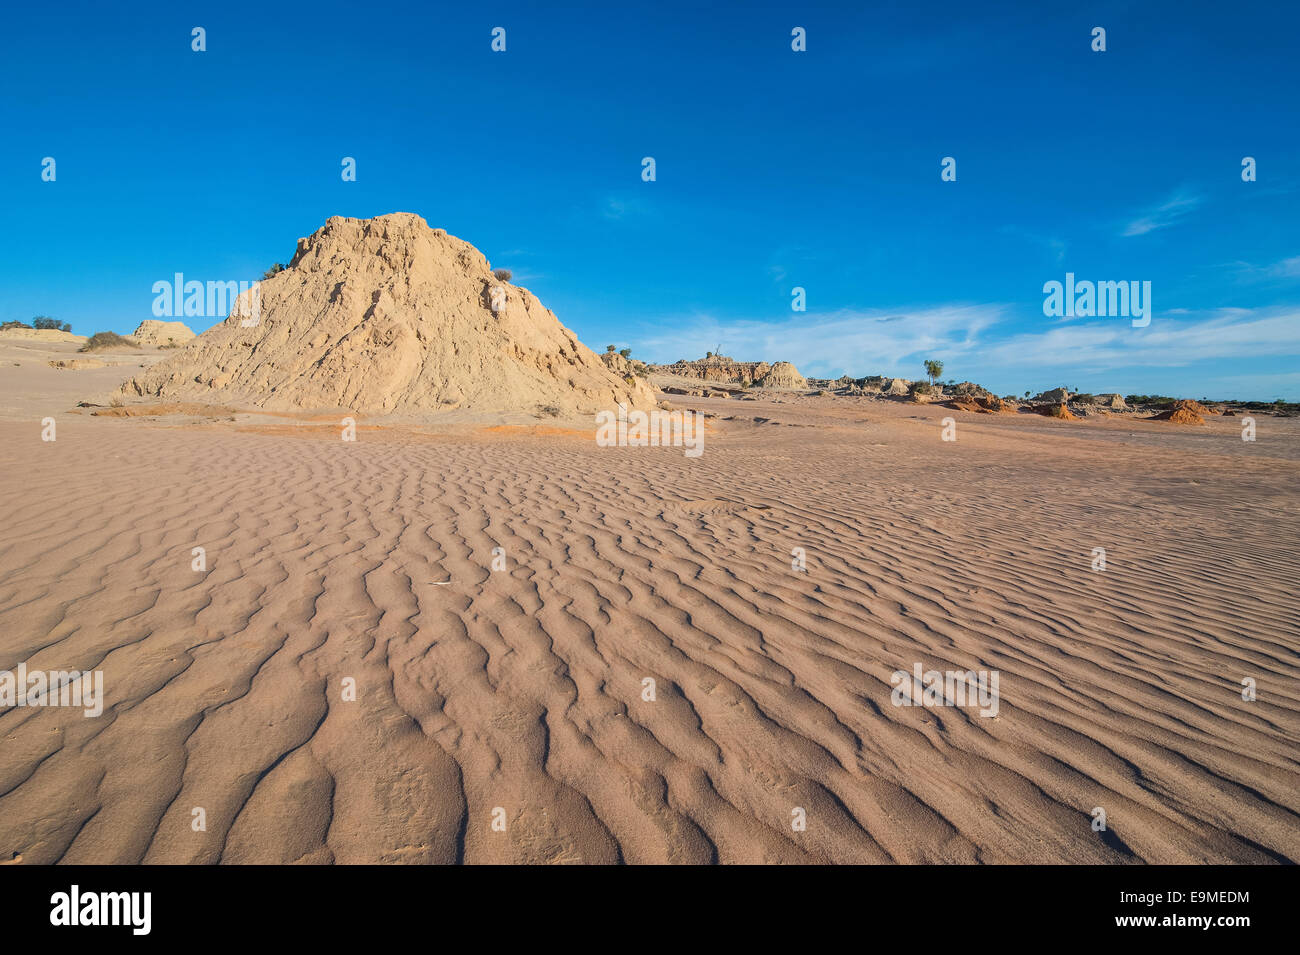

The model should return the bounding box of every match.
[1,336,1297,864]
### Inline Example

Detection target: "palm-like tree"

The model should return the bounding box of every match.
[923,359,944,386]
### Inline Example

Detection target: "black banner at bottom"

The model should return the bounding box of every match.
[0,863,1290,942]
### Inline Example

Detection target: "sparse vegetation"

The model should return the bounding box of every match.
[493,268,512,282]
[1,320,32,331]
[619,347,631,359]
[262,263,286,280]
[1126,395,1178,409]
[606,344,616,352]
[33,317,72,332]
[79,331,137,352]
[538,405,560,417]
[911,381,934,396]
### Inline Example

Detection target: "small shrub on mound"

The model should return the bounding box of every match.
[949,395,1018,414]
[1,320,32,331]
[493,268,512,282]
[79,331,138,352]
[976,396,1016,413]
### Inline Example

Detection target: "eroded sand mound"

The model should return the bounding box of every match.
[1035,403,1077,420]
[122,213,654,416]
[132,320,196,345]
[1151,400,1207,425]
[597,350,648,377]
[760,360,807,390]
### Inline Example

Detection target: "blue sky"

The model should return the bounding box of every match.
[2,0,1297,399]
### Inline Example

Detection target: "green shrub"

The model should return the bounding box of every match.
[79,331,138,352]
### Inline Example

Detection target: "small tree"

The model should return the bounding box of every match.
[1024,390,1031,399]
[262,263,286,280]
[606,345,615,352]
[33,317,71,332]
[493,268,512,282]
[923,359,944,386]
[619,348,631,359]
[706,351,713,358]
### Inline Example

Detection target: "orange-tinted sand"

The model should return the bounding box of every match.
[2,372,1297,864]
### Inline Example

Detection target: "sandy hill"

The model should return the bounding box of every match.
[648,354,807,390]
[132,320,196,345]
[761,360,807,389]
[0,327,86,345]
[121,213,654,416]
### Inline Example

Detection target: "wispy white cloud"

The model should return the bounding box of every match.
[636,304,1005,377]
[976,307,1300,372]
[1221,254,1300,282]
[633,305,1300,391]
[1266,255,1300,278]
[1121,190,1204,237]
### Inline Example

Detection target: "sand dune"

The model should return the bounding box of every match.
[0,395,1297,864]
[122,214,655,417]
